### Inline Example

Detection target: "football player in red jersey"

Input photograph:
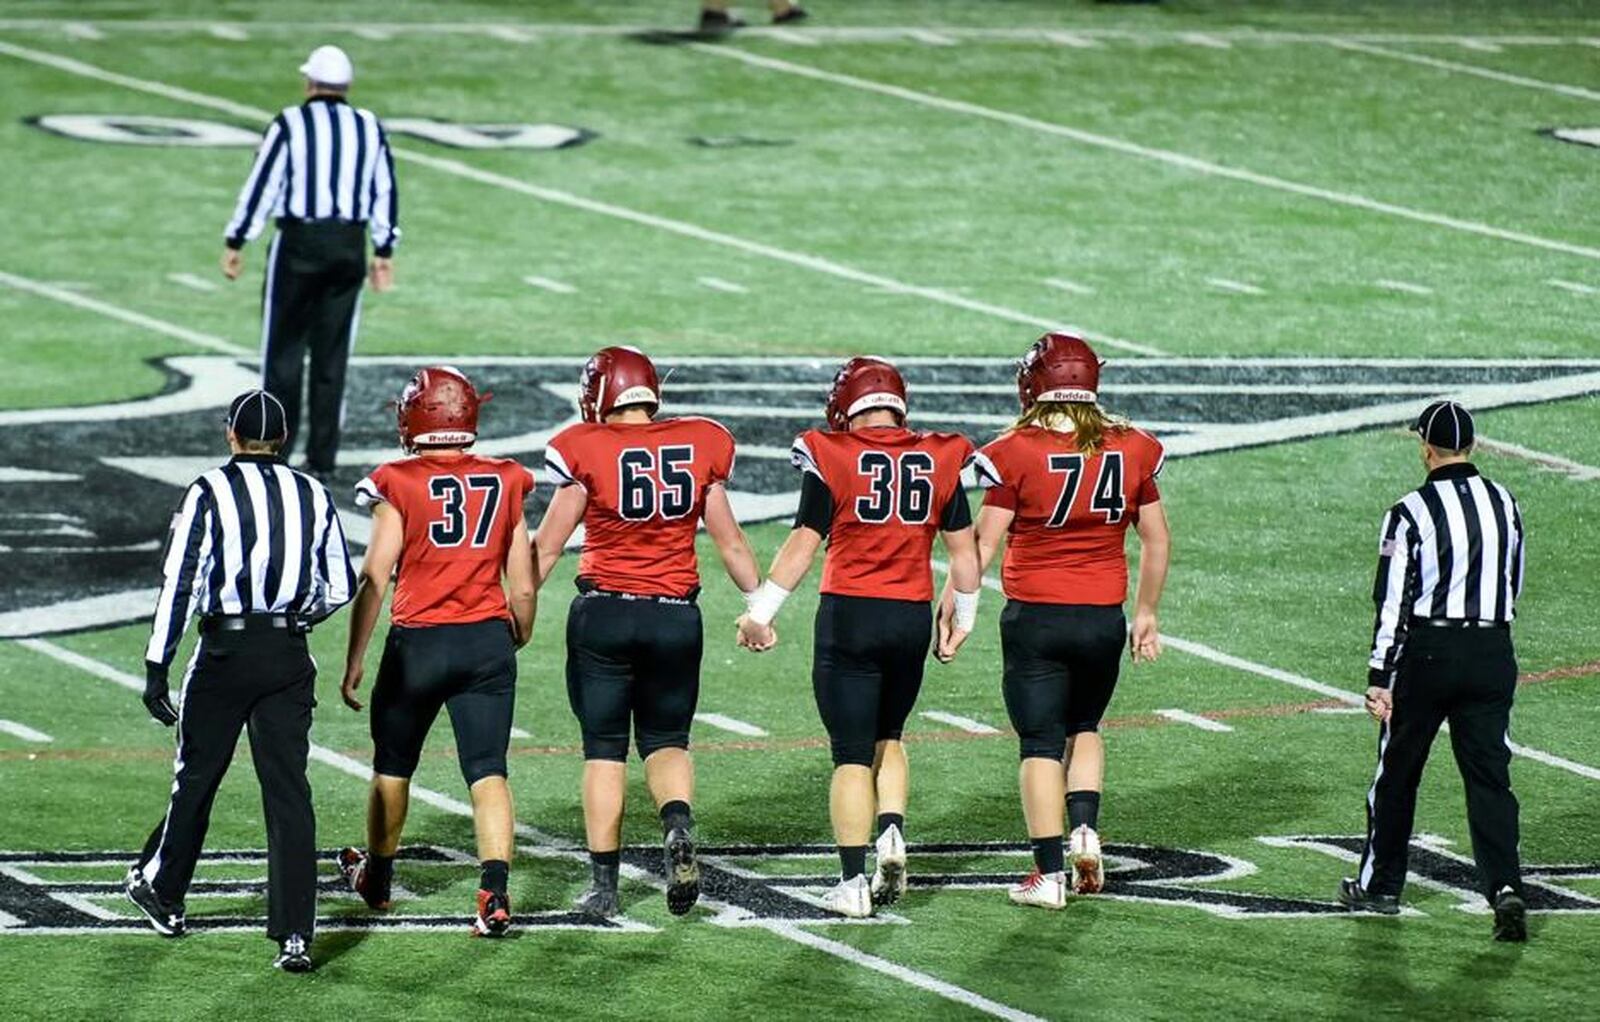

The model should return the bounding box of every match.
[951,333,1170,910]
[535,346,762,919]
[736,356,982,918]
[336,367,537,937]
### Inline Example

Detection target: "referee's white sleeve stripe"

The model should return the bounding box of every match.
[224,117,288,244]
[1368,511,1413,672]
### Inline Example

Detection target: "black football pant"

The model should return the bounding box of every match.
[135,623,317,940]
[812,594,932,767]
[260,219,366,473]
[1357,625,1522,903]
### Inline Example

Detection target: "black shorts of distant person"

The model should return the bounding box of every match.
[699,1,808,34]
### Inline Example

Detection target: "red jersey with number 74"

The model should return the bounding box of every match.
[974,425,1164,606]
[354,453,534,627]
[543,417,736,598]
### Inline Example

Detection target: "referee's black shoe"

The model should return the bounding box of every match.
[1337,878,1400,915]
[124,869,186,937]
[273,933,313,973]
[1492,886,1527,942]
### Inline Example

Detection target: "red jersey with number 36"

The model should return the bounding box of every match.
[354,453,535,627]
[793,426,975,602]
[974,426,1164,606]
[544,417,735,598]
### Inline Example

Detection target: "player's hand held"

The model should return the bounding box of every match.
[1364,685,1392,723]
[369,257,394,292]
[934,590,962,663]
[142,665,178,727]
[735,614,777,653]
[1130,609,1162,663]
[341,663,366,711]
[220,248,243,280]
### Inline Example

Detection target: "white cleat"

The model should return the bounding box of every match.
[870,824,908,906]
[822,874,875,918]
[1008,870,1067,910]
[1069,825,1105,895]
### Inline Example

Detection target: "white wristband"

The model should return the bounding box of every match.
[746,579,791,627]
[952,589,980,632]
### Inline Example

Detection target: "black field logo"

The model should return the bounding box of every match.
[26,114,595,150]
[2,354,1598,637]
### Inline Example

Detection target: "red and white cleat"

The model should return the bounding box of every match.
[472,889,512,938]
[336,847,391,910]
[1069,825,1105,895]
[1008,870,1067,910]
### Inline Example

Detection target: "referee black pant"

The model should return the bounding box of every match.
[1357,625,1522,903]
[260,219,366,473]
[134,622,318,939]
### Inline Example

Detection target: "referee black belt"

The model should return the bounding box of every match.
[575,578,699,605]
[201,614,301,634]
[1409,617,1508,630]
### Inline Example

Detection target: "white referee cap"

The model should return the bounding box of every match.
[299,45,353,87]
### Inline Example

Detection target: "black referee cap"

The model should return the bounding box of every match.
[1412,400,1474,452]
[226,389,288,442]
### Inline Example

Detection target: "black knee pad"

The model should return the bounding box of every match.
[831,739,877,768]
[635,730,689,761]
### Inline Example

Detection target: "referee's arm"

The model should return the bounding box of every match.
[141,483,215,722]
[1367,505,1418,691]
[220,114,289,279]
[304,495,357,624]
[366,122,400,291]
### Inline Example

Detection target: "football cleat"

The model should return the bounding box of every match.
[821,874,874,919]
[869,824,908,907]
[124,868,186,937]
[664,826,701,917]
[336,847,391,910]
[472,889,512,938]
[696,9,745,33]
[576,862,621,920]
[1492,886,1527,942]
[272,932,313,972]
[1069,825,1105,895]
[1337,878,1401,915]
[1008,870,1068,910]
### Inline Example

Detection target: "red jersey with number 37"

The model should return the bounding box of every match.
[544,417,735,598]
[354,453,535,627]
[974,426,1164,606]
[793,426,975,602]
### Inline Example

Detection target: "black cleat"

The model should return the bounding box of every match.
[124,869,186,937]
[697,9,745,33]
[1337,878,1401,915]
[472,889,513,938]
[336,847,391,910]
[773,6,809,24]
[1492,887,1527,943]
[664,826,701,916]
[576,862,621,919]
[272,933,313,972]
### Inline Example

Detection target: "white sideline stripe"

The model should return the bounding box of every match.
[1155,709,1233,733]
[921,711,1000,735]
[1206,277,1265,295]
[694,712,768,737]
[1043,277,1094,295]
[0,40,1164,358]
[165,271,217,292]
[906,30,957,47]
[0,270,249,356]
[1325,39,1600,103]
[698,276,749,294]
[509,726,532,739]
[523,275,577,294]
[352,27,392,41]
[1045,32,1099,49]
[206,24,247,41]
[688,43,1600,263]
[0,720,52,743]
[766,28,818,46]
[1475,435,1600,482]
[1548,278,1597,295]
[486,25,535,43]
[1180,32,1231,50]
[19,640,1044,1020]
[1375,278,1433,295]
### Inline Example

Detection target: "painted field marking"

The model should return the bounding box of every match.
[1456,40,1503,53]
[0,468,80,483]
[1375,278,1434,296]
[1475,435,1600,481]
[1045,32,1099,49]
[166,272,217,293]
[1206,277,1265,296]
[509,726,532,740]
[0,269,249,356]
[1043,277,1094,295]
[766,29,818,46]
[62,23,103,41]
[694,712,769,738]
[1325,39,1600,103]
[352,27,393,41]
[0,39,1163,358]
[0,720,52,743]
[906,30,958,47]
[698,276,750,294]
[206,24,247,42]
[687,43,1600,263]
[1312,706,1367,715]
[1548,279,1597,295]
[1179,32,1231,50]
[920,711,1000,735]
[523,275,577,294]
[486,25,535,43]
[1155,709,1234,733]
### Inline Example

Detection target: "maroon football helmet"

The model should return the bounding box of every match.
[1016,333,1103,411]
[578,346,661,423]
[825,356,908,432]
[397,366,488,452]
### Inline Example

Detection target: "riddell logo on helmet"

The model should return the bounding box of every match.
[847,392,907,417]
[1036,387,1097,403]
[612,385,659,409]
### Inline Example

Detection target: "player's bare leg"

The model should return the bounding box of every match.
[645,748,700,915]
[576,760,626,918]
[1010,757,1068,908]
[467,775,514,936]
[338,773,408,910]
[1063,733,1106,894]
[869,739,909,906]
[823,764,875,917]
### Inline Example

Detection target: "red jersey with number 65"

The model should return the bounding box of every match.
[354,453,535,627]
[544,417,735,599]
[793,426,975,602]
[974,426,1164,606]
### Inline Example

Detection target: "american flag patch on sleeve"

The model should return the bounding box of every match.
[1380,538,1398,557]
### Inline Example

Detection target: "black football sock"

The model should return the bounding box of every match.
[1067,790,1101,832]
[876,812,905,838]
[1031,835,1065,875]
[367,852,395,887]
[660,799,695,836]
[839,845,868,880]
[590,849,621,889]
[480,859,509,897]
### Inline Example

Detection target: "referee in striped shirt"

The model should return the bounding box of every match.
[221,44,399,479]
[1340,400,1529,942]
[125,390,355,971]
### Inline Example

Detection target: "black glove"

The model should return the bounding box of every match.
[143,662,178,727]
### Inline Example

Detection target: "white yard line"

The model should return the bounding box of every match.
[698,276,750,294]
[61,22,103,41]
[1325,39,1600,103]
[485,25,535,43]
[206,24,247,42]
[1179,32,1231,50]
[0,467,80,483]
[1206,277,1265,296]
[1474,435,1600,481]
[693,712,769,737]
[920,711,1001,735]
[0,720,52,743]
[1045,32,1099,49]
[166,271,218,293]
[0,39,1163,357]
[905,30,958,47]
[508,726,532,739]
[1043,277,1094,295]
[523,275,577,294]
[1155,709,1234,733]
[766,29,818,47]
[1548,278,1597,295]
[0,269,249,356]
[687,43,1600,263]
[1374,278,1434,296]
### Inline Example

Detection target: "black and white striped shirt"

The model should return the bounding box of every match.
[1368,462,1524,685]
[144,455,356,670]
[224,96,400,256]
